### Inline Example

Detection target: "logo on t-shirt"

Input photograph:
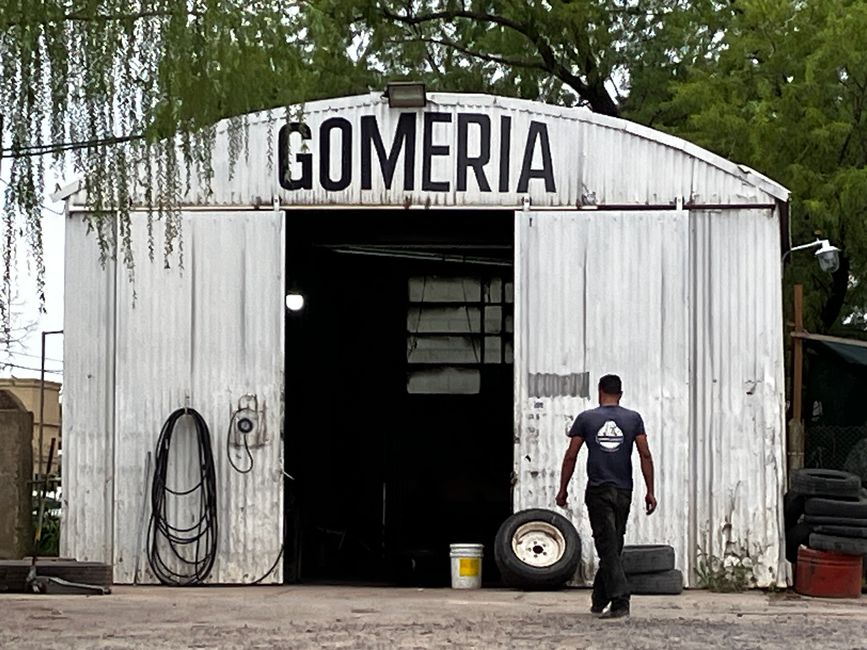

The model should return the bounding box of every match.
[597,420,624,452]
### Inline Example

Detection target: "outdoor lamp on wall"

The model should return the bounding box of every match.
[785,238,841,273]
[384,81,427,108]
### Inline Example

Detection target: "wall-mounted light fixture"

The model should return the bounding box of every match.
[384,81,427,108]
[784,238,841,273]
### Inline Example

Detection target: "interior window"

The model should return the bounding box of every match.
[406,275,513,394]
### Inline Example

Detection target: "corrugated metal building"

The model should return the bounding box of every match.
[60,92,789,587]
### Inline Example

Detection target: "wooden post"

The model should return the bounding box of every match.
[788,284,805,475]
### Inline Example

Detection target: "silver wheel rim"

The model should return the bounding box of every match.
[511,521,567,568]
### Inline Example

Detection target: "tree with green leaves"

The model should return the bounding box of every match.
[0,0,380,333]
[1,0,864,336]
[645,0,867,332]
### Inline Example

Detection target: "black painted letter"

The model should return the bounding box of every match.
[457,114,491,192]
[278,122,312,191]
[422,112,452,192]
[498,116,511,193]
[517,121,556,193]
[361,113,416,191]
[319,117,352,192]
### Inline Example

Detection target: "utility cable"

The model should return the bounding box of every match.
[147,407,218,586]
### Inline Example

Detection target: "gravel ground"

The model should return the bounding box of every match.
[2,586,866,649]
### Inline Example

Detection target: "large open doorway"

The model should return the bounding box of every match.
[284,210,514,585]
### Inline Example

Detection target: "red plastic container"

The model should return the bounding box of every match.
[795,546,862,598]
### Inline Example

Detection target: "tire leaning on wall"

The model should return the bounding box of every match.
[494,509,581,590]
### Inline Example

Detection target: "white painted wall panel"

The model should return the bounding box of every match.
[70,94,786,211]
[61,215,117,565]
[689,209,786,587]
[64,210,284,584]
[514,210,691,583]
[515,208,785,587]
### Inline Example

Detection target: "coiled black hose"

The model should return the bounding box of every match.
[147,408,218,586]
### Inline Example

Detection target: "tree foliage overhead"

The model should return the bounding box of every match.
[1,0,866,335]
[647,0,867,332]
[0,0,378,334]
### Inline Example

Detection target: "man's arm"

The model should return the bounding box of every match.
[635,434,657,515]
[555,436,584,507]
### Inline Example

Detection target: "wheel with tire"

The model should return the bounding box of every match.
[792,469,861,500]
[809,533,867,556]
[621,545,675,575]
[494,509,581,590]
[805,497,867,519]
[628,569,684,595]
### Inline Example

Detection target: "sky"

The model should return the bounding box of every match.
[2,197,66,382]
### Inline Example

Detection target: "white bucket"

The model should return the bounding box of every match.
[449,543,484,589]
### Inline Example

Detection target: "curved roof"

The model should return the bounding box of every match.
[70,92,789,209]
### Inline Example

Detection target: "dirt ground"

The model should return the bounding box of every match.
[1,585,866,649]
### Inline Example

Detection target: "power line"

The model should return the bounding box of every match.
[0,133,145,159]
[0,176,65,215]
[1,361,63,375]
[4,349,63,363]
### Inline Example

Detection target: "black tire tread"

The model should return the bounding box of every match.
[804,515,867,527]
[805,497,867,519]
[809,533,867,556]
[792,469,861,499]
[621,545,675,575]
[628,569,684,595]
[813,525,867,539]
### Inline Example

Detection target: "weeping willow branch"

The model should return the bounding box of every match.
[0,0,316,336]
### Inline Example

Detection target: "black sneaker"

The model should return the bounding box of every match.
[600,607,629,620]
[590,604,606,617]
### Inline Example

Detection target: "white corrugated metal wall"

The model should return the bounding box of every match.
[689,209,786,587]
[514,208,785,587]
[62,210,285,583]
[82,93,786,210]
[61,214,117,563]
[62,93,789,586]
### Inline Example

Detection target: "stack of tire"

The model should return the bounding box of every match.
[785,469,867,567]
[623,545,684,595]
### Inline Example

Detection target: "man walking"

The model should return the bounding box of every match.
[555,374,656,619]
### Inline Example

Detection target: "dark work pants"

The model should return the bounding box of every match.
[585,485,632,611]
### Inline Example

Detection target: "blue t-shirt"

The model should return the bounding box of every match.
[568,405,645,490]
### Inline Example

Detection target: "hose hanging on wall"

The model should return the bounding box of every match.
[147,407,219,586]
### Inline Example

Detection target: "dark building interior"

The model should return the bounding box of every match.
[284,209,515,585]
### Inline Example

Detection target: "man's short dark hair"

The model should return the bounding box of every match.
[599,374,622,395]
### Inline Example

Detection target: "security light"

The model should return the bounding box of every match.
[815,240,841,273]
[784,238,841,274]
[285,293,305,312]
[384,82,427,108]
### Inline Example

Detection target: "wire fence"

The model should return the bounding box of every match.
[806,425,867,482]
